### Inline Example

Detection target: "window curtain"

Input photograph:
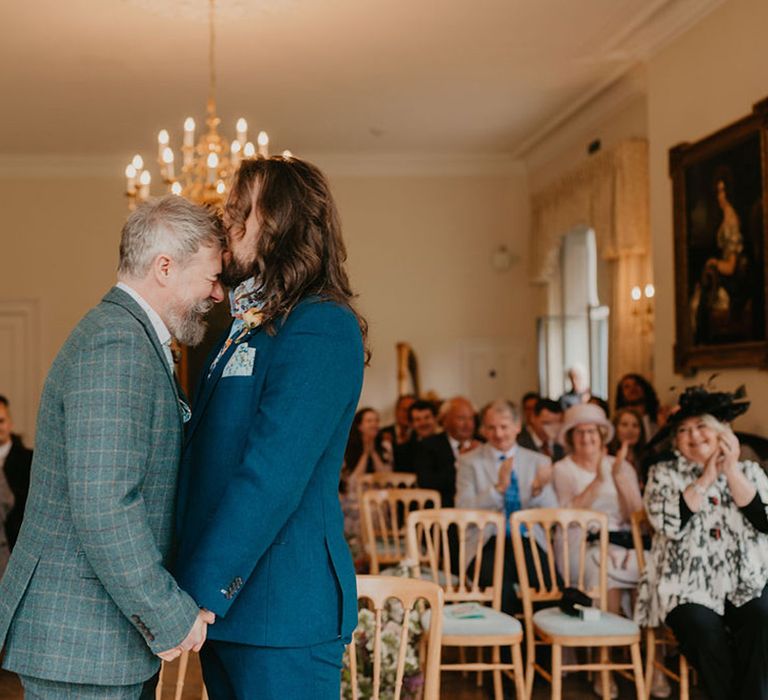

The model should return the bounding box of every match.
[530,139,652,395]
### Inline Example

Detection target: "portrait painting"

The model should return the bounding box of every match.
[671,98,768,374]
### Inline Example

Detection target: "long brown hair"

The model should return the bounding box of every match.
[225,156,369,359]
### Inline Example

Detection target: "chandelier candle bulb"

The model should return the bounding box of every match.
[162,147,175,180]
[157,129,169,160]
[207,152,219,184]
[644,284,655,299]
[236,118,248,146]
[257,131,269,157]
[631,286,642,302]
[216,180,226,195]
[131,154,144,172]
[243,142,255,158]
[139,170,151,199]
[231,139,242,167]
[183,118,195,147]
[125,164,137,195]
[171,181,183,196]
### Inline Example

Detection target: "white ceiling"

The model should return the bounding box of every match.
[0,0,722,160]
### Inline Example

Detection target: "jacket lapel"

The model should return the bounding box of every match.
[101,287,184,424]
[184,326,263,445]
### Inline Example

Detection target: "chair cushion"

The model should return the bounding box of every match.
[422,603,523,637]
[533,606,639,638]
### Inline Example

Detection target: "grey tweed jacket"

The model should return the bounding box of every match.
[0,287,199,685]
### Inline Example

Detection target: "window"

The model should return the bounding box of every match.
[537,227,609,400]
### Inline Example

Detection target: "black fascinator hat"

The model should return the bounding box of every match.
[649,384,749,446]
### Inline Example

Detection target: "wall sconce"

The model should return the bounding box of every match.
[631,283,655,335]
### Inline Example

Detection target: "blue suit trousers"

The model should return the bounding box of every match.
[200,638,346,700]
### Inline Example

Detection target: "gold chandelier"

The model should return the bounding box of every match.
[124,0,284,208]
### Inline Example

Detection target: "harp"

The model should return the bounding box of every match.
[396,342,420,398]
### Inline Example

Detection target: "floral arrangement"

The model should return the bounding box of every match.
[341,562,426,700]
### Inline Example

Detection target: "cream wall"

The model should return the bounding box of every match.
[333,170,536,420]
[0,165,537,438]
[648,0,768,434]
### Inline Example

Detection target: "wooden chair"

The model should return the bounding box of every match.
[156,651,209,700]
[356,471,417,506]
[405,508,527,700]
[630,509,690,700]
[350,575,444,700]
[510,507,646,700]
[361,488,440,574]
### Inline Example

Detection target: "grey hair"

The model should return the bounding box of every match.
[480,399,520,425]
[118,195,224,278]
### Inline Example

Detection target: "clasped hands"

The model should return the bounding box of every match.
[701,429,740,485]
[495,456,553,496]
[157,609,216,661]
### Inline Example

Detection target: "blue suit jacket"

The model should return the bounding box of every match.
[174,298,363,647]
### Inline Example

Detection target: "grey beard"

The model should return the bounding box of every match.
[167,299,214,346]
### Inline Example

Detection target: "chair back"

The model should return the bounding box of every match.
[356,471,417,505]
[629,508,651,572]
[156,651,208,700]
[361,488,441,573]
[510,507,609,615]
[406,508,505,608]
[350,575,444,700]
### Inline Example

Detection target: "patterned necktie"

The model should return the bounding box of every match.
[502,453,521,535]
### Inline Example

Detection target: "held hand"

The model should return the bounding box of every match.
[157,609,216,660]
[496,456,514,493]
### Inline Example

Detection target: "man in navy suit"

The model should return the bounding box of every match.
[174,157,367,699]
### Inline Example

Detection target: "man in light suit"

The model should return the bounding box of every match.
[456,399,558,614]
[174,157,366,700]
[0,196,223,698]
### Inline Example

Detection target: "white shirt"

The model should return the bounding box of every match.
[116,282,174,371]
[0,440,14,522]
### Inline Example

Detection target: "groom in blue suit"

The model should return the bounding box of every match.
[174,157,366,699]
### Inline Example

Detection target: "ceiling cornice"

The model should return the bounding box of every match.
[512,0,726,158]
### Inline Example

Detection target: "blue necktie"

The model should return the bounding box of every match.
[502,453,521,535]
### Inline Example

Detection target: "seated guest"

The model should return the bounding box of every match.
[518,398,565,461]
[0,395,32,577]
[413,396,479,507]
[378,394,415,468]
[636,386,768,700]
[559,363,592,409]
[553,404,643,613]
[341,407,392,487]
[456,399,557,614]
[521,391,541,429]
[615,372,660,439]
[397,399,439,470]
[608,407,648,488]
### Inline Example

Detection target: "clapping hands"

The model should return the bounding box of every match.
[157,609,216,662]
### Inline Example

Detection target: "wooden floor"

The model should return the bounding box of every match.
[0,655,705,698]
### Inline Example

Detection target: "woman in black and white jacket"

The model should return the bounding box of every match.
[635,386,768,700]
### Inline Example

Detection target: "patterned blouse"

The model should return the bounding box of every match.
[635,453,768,627]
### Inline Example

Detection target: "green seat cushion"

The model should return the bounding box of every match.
[422,603,523,637]
[533,607,639,637]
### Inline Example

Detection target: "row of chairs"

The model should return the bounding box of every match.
[355,476,690,699]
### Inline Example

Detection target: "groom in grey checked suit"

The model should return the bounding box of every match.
[0,196,224,698]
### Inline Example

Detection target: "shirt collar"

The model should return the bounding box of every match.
[116,282,171,348]
[492,444,518,461]
[229,277,260,318]
[0,440,11,462]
